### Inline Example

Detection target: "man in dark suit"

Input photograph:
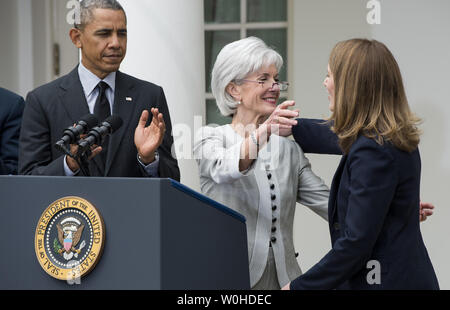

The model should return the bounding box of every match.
[19,0,180,180]
[0,88,25,175]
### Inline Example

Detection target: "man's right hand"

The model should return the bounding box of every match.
[66,138,103,173]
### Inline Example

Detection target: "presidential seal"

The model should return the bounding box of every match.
[34,197,105,281]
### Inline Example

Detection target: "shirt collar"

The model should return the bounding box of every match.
[78,62,116,97]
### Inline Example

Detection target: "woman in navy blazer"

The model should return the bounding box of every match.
[286,39,439,290]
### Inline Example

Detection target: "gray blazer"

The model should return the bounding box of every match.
[194,125,329,288]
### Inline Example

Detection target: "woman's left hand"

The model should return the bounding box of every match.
[420,201,434,222]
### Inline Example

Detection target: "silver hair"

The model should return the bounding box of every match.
[211,37,283,117]
[75,0,126,30]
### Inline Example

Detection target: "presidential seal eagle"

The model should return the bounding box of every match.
[56,217,86,261]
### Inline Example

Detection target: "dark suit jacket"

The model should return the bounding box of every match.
[0,88,25,175]
[19,66,180,180]
[290,119,439,290]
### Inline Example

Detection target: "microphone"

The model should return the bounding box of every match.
[77,115,123,153]
[55,114,99,155]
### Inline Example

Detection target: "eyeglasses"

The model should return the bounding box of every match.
[237,79,289,91]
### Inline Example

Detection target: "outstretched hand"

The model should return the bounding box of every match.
[263,101,299,137]
[134,108,166,164]
[420,201,434,222]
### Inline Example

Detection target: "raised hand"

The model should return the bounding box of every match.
[134,108,166,164]
[262,100,299,137]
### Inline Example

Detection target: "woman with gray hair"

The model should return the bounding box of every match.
[193,37,330,289]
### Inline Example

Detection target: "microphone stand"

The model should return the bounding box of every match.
[57,116,122,177]
[74,151,91,177]
[74,146,92,177]
[54,141,91,177]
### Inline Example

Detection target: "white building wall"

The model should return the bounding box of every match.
[290,0,372,285]
[371,0,450,290]
[0,0,78,97]
[0,0,20,94]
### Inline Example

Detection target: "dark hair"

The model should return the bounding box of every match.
[74,0,126,30]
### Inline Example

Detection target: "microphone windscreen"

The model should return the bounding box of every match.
[103,115,123,132]
[80,114,99,129]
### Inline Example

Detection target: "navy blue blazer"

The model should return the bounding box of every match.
[290,119,439,290]
[0,88,25,175]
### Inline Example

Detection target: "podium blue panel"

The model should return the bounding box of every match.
[0,176,250,290]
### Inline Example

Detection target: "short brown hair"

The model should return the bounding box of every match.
[328,39,421,153]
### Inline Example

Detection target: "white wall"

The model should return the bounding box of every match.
[120,0,205,191]
[291,0,450,288]
[0,0,78,97]
[0,0,20,94]
[371,0,450,290]
[17,0,34,97]
[31,0,53,87]
[290,0,371,282]
[0,0,37,97]
[50,0,80,79]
